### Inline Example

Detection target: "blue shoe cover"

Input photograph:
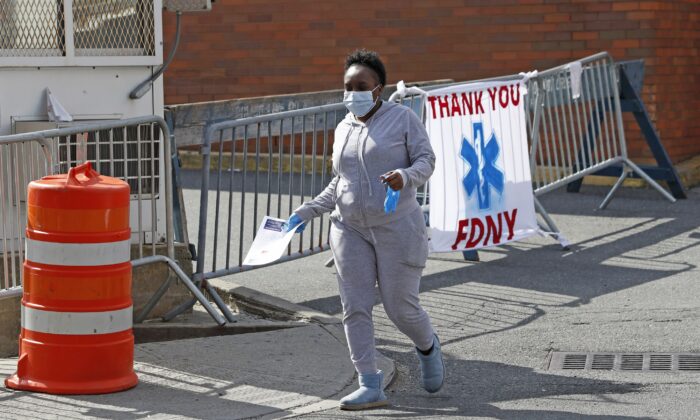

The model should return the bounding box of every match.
[416,335,445,393]
[339,370,388,410]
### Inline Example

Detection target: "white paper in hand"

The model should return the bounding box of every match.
[242,216,298,266]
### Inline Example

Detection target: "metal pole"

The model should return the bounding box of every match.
[534,197,570,249]
[598,171,628,210]
[132,256,226,326]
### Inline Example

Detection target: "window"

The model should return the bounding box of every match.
[0,0,156,60]
[73,0,155,57]
[0,0,66,57]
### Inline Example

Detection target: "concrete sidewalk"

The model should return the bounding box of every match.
[0,293,395,419]
[1,325,346,419]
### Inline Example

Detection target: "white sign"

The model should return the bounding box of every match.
[425,81,538,252]
[243,217,298,266]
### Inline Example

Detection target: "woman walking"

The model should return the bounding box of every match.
[285,49,444,410]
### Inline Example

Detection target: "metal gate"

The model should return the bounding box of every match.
[527,52,675,208]
[0,115,227,324]
[164,104,345,321]
[0,116,173,294]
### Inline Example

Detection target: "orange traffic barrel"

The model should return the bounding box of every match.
[5,162,137,394]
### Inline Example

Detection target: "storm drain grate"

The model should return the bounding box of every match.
[650,354,672,371]
[621,354,643,370]
[591,354,615,370]
[550,352,700,372]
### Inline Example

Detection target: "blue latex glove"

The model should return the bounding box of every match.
[384,188,400,214]
[284,213,306,233]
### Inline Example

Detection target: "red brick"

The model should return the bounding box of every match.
[612,2,640,11]
[639,1,663,11]
[627,11,656,20]
[545,13,571,23]
[573,31,598,40]
[613,39,641,48]
[162,0,700,162]
[492,51,519,60]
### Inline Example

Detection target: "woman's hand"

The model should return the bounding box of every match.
[284,213,306,233]
[379,171,404,190]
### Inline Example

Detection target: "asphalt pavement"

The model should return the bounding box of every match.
[181,171,700,419]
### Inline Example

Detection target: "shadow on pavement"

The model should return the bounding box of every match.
[298,189,698,348]
[305,352,653,419]
[0,382,292,420]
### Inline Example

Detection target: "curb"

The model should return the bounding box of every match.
[208,278,340,325]
[132,320,305,344]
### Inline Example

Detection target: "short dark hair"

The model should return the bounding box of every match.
[345,49,387,86]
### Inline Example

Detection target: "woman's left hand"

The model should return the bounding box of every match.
[379,171,404,190]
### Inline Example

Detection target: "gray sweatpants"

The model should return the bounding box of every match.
[330,208,436,375]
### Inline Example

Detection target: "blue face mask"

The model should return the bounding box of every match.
[343,85,381,118]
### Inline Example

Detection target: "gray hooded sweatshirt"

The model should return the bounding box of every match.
[294,101,435,228]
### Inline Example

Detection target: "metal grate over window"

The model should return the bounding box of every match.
[73,0,155,56]
[0,0,66,57]
[0,0,156,59]
[57,124,161,197]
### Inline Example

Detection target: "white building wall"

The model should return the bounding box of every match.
[0,67,163,135]
[0,0,167,251]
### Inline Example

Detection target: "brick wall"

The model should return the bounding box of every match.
[163,0,700,163]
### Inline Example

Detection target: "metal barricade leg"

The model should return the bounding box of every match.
[162,279,237,323]
[206,282,238,322]
[135,273,175,323]
[624,159,676,203]
[595,159,675,210]
[598,171,628,210]
[131,256,227,326]
[534,197,570,250]
[163,297,197,322]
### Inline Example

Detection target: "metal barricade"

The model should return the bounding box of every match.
[527,52,675,209]
[0,116,173,298]
[0,116,224,323]
[198,104,343,274]
[164,103,346,321]
[389,52,677,249]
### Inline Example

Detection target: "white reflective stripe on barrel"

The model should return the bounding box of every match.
[25,238,130,266]
[21,306,133,335]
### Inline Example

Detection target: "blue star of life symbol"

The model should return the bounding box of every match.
[460,122,504,210]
